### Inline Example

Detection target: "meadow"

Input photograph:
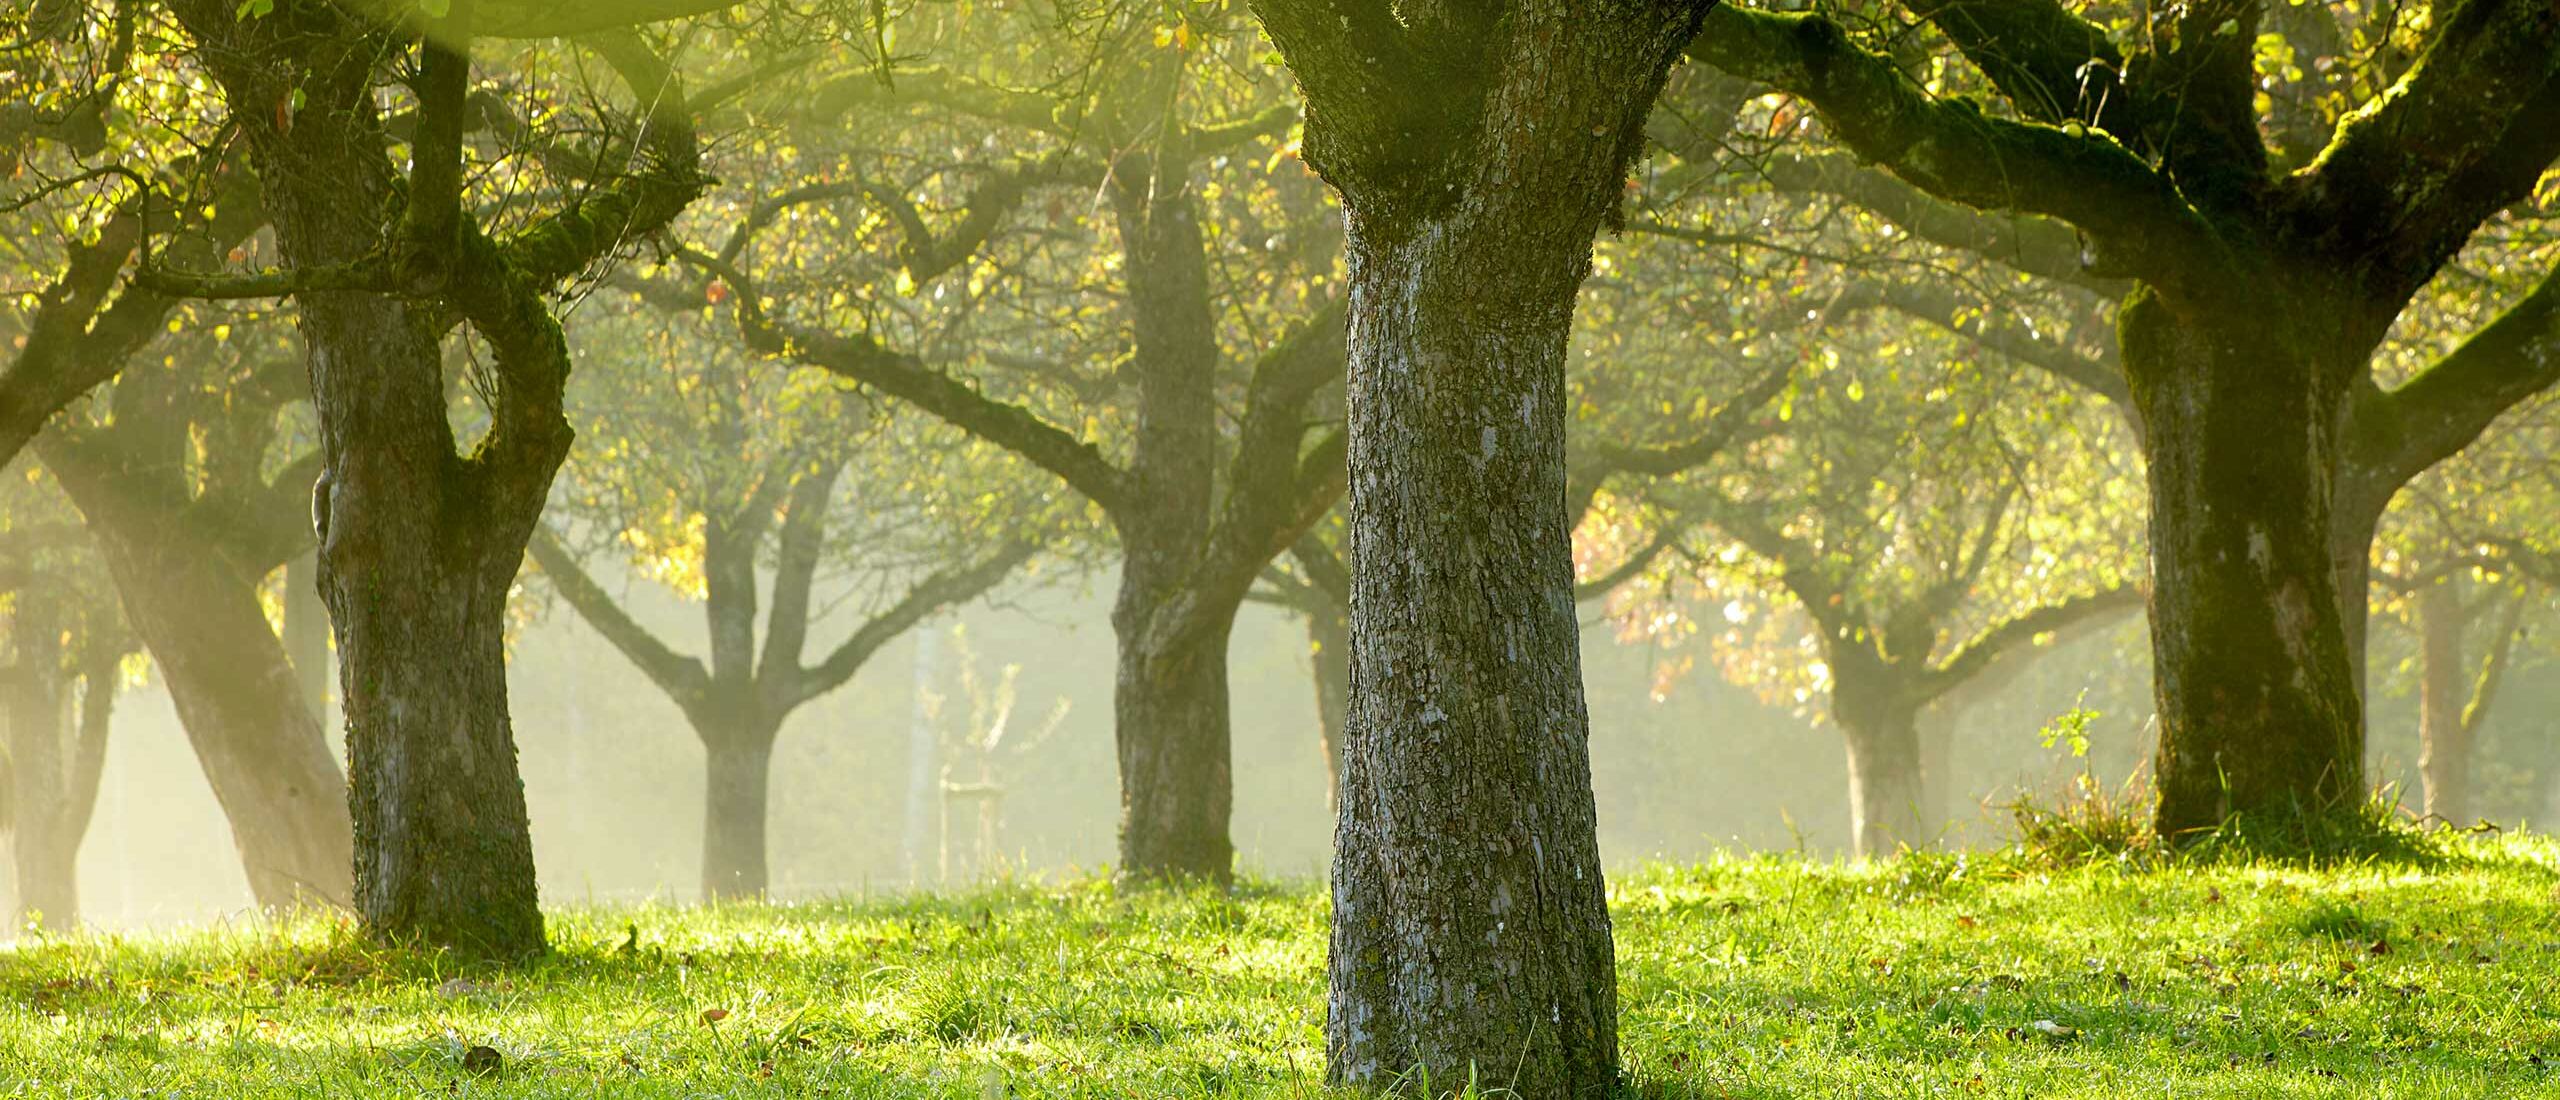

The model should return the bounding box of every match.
[4,836,2557,1098]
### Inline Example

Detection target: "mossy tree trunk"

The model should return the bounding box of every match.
[1251,2,1714,1090]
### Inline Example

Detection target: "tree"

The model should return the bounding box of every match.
[0,481,132,930]
[530,299,1045,899]
[1696,0,2560,835]
[150,1,719,955]
[1248,0,1717,1090]
[673,6,1346,883]
[37,314,356,911]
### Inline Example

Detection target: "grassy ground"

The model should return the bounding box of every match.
[4,836,2559,1098]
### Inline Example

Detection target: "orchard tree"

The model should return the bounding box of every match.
[529,297,1048,900]
[1695,0,2560,835]
[145,0,723,955]
[1247,0,1724,1090]
[0,474,134,929]
[675,5,1347,883]
[37,313,355,910]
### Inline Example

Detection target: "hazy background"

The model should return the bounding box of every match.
[60,561,2560,931]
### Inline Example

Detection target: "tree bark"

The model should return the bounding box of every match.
[1254,7,1707,1092]
[700,727,778,900]
[2415,582,2473,824]
[1110,610,1237,881]
[2125,291,2365,838]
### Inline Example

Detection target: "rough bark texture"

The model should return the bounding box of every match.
[2123,290,2364,836]
[1252,5,1711,1089]
[1106,173,1237,884]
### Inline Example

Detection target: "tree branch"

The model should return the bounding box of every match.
[791,540,1040,709]
[526,526,714,709]
[1918,584,2145,703]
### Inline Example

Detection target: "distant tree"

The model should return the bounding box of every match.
[0,474,134,930]
[529,299,1047,900]
[668,6,1346,884]
[1697,0,2560,835]
[38,315,355,911]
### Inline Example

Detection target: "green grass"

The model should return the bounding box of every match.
[6,837,2560,1097]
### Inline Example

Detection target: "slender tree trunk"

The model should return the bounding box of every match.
[6,594,74,929]
[699,725,778,900]
[2415,582,2473,824]
[1109,603,1236,882]
[1303,598,1350,810]
[2123,291,2364,837]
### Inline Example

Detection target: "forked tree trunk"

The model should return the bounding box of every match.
[2415,582,2473,824]
[700,727,779,900]
[312,290,551,957]
[2124,291,2364,838]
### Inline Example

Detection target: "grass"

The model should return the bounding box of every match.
[5,835,2560,1098]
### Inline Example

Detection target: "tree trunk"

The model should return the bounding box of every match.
[1107,171,1235,885]
[1838,698,1926,860]
[700,727,777,900]
[1917,701,1957,837]
[2415,582,2472,824]
[250,40,553,957]
[1301,10,1705,1092]
[1304,598,1350,811]
[1109,604,1237,882]
[2123,290,2364,838]
[35,445,357,911]
[6,594,75,930]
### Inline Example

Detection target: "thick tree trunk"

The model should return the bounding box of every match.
[699,727,778,900]
[1304,599,1350,810]
[1299,10,1706,1093]
[2415,583,2473,824]
[1109,602,1237,882]
[246,37,552,956]
[2123,291,2364,838]
[1840,704,1927,860]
